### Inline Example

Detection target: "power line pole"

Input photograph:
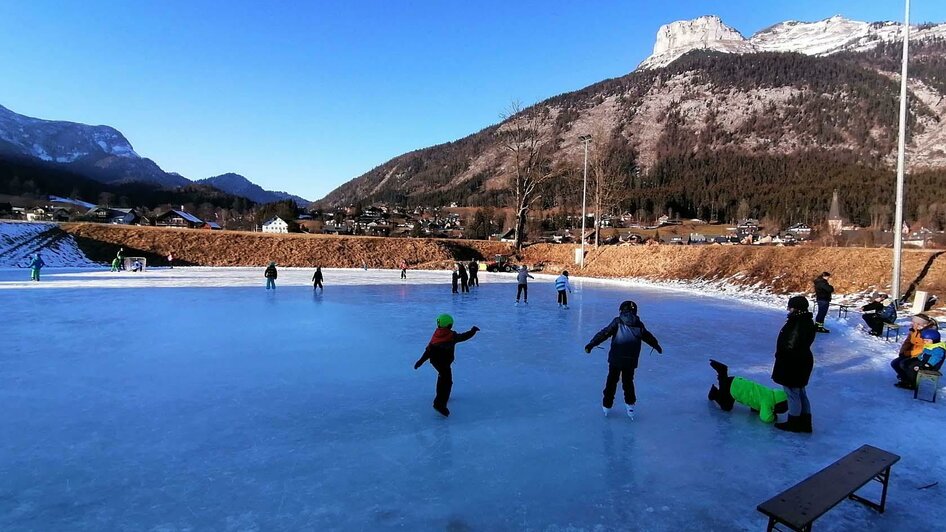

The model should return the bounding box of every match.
[578,135,592,268]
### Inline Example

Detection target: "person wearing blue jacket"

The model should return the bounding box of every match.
[28,253,46,282]
[895,328,945,389]
[584,300,663,419]
[555,270,572,308]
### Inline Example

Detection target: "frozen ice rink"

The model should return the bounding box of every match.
[2,267,944,531]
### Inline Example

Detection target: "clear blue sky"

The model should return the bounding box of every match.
[2,1,943,200]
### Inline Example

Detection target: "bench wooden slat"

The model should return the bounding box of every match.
[757,445,900,529]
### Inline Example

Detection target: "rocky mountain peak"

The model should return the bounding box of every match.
[638,15,753,70]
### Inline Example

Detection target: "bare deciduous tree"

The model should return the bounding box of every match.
[497,101,555,250]
[588,129,635,247]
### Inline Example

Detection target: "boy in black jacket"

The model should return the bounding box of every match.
[414,314,479,417]
[585,301,662,419]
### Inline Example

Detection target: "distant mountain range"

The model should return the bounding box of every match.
[0,104,309,207]
[196,173,309,206]
[320,14,946,227]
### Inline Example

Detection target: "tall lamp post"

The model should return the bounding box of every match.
[578,135,592,268]
[892,0,911,303]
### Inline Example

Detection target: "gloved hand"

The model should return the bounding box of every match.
[471,326,480,333]
[655,345,663,354]
[584,345,592,354]
[414,359,423,370]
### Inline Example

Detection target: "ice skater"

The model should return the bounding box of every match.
[515,265,534,304]
[413,314,480,417]
[555,270,572,308]
[264,261,278,290]
[772,295,817,433]
[167,251,174,268]
[458,262,469,293]
[584,300,662,419]
[116,247,125,271]
[707,359,788,424]
[28,253,45,282]
[451,264,459,293]
[400,260,408,279]
[312,266,324,291]
[468,259,479,287]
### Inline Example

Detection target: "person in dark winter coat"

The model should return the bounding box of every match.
[812,272,833,333]
[451,265,459,293]
[264,262,278,290]
[458,262,469,293]
[860,293,896,336]
[414,314,479,417]
[468,260,479,287]
[708,359,789,423]
[584,300,662,419]
[312,266,324,290]
[772,295,818,433]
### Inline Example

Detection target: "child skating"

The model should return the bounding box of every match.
[555,270,572,308]
[413,314,479,417]
[707,359,788,424]
[264,262,278,290]
[584,300,662,419]
[516,265,534,304]
[312,266,324,291]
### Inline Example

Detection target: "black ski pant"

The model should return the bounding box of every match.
[460,279,469,292]
[863,314,886,335]
[603,363,636,407]
[430,359,453,409]
[469,274,478,287]
[401,269,407,279]
[313,280,323,290]
[708,362,736,411]
[516,283,528,302]
[452,279,458,293]
[557,290,568,305]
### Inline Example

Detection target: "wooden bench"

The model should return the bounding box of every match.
[883,323,901,342]
[836,304,852,319]
[757,444,900,532]
[914,369,942,403]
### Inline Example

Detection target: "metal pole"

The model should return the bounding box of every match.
[580,137,590,268]
[892,0,911,303]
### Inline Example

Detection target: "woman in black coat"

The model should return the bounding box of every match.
[772,295,817,433]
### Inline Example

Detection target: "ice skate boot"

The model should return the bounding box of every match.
[602,406,610,417]
[625,404,635,420]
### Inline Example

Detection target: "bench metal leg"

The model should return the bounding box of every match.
[847,467,892,513]
[766,516,810,532]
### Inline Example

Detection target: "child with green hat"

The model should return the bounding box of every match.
[414,314,480,417]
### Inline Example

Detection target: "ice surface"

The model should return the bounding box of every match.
[2,268,944,531]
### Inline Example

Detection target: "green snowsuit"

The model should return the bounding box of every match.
[111,258,121,272]
[730,377,788,423]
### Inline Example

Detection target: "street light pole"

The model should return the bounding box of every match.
[892,0,911,303]
[578,135,592,268]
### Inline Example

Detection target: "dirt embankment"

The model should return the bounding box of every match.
[61,223,946,297]
[522,244,946,297]
[61,223,512,269]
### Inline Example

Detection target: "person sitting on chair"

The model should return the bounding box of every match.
[894,329,945,390]
[708,359,788,424]
[861,293,896,336]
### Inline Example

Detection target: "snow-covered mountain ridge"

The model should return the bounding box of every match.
[0,104,139,163]
[639,15,946,70]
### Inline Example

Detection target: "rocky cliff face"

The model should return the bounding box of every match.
[637,16,753,70]
[638,15,946,70]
